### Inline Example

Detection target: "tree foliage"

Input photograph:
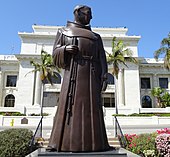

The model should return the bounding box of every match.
[154,33,170,70]
[106,37,137,79]
[151,87,170,108]
[29,49,60,84]
[161,92,170,107]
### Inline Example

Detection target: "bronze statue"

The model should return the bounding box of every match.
[47,5,110,152]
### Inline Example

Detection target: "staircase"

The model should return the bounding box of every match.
[27,137,140,157]
[36,136,121,149]
[108,136,121,148]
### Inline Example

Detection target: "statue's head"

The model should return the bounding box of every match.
[73,5,92,25]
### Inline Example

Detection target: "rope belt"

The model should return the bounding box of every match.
[74,55,99,64]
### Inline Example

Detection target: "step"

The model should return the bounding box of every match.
[108,136,121,148]
[36,136,121,149]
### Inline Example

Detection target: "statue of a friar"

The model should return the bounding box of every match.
[47,5,110,152]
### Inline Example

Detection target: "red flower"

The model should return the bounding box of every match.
[129,144,133,148]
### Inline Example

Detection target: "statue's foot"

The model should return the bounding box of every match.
[46,146,57,152]
[108,146,116,150]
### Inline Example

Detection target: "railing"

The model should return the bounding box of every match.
[114,116,127,148]
[29,116,43,152]
[29,84,45,152]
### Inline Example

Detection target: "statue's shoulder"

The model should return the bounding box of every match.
[92,32,102,41]
[57,27,67,34]
[92,32,100,38]
[61,27,97,40]
[57,27,73,37]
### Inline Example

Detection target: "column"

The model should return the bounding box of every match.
[0,71,3,107]
[168,81,170,90]
[152,73,158,87]
[33,71,42,106]
[152,74,158,107]
[117,69,125,107]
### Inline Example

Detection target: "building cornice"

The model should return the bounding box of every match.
[32,25,129,34]
[18,25,141,43]
[0,60,18,65]
[18,32,141,42]
[0,55,18,64]
[15,54,41,60]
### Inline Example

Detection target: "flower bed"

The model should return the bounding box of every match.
[124,128,170,156]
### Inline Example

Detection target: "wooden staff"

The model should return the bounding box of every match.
[58,37,78,151]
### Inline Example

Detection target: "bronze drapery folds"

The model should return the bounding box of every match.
[48,5,110,152]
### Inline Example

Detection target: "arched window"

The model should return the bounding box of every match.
[107,73,114,85]
[4,94,15,107]
[142,95,152,108]
[43,72,61,84]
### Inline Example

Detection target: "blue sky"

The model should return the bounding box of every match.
[0,0,169,58]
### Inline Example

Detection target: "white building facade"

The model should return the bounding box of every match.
[0,25,170,116]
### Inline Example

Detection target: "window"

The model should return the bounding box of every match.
[103,97,115,107]
[141,78,151,89]
[43,72,61,84]
[102,93,115,107]
[142,95,152,108]
[159,78,168,89]
[4,94,15,107]
[43,92,60,107]
[6,75,17,87]
[107,73,114,85]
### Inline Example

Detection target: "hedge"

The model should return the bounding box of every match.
[0,128,35,157]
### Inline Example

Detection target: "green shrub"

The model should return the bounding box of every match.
[124,133,158,156]
[0,112,26,116]
[113,113,170,117]
[112,114,126,116]
[30,113,49,116]
[130,113,155,117]
[0,128,34,157]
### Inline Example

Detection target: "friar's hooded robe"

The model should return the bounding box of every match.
[48,21,110,152]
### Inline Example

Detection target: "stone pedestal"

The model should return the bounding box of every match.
[26,148,140,157]
[31,148,132,157]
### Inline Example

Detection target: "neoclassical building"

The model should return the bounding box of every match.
[0,25,170,116]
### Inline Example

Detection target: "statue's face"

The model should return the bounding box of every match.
[76,7,92,25]
[80,7,92,25]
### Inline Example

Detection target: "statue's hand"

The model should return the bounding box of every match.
[65,45,79,54]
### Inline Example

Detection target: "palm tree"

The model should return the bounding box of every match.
[106,37,137,114]
[151,87,170,108]
[27,49,60,137]
[151,87,164,108]
[106,37,137,138]
[161,92,170,107]
[154,33,170,70]
[30,49,60,85]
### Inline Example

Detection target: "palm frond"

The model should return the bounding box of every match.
[155,33,170,70]
[161,38,170,47]
[126,57,138,64]
[164,53,170,70]
[26,49,60,84]
[154,47,168,60]
[107,37,137,78]
[25,67,41,77]
[154,50,161,60]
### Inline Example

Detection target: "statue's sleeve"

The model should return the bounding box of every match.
[52,29,69,69]
[98,35,108,79]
